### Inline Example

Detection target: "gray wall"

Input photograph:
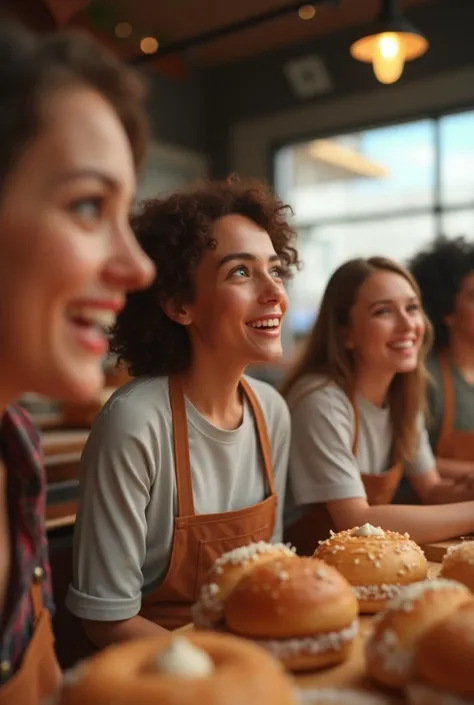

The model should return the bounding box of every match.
[144,68,207,154]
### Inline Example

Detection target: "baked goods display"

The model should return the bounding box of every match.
[222,555,359,672]
[365,578,473,688]
[313,525,428,613]
[297,689,391,704]
[56,631,297,705]
[192,541,297,628]
[406,601,474,705]
[439,540,474,593]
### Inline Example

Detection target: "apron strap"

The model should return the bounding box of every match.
[240,378,276,496]
[169,376,195,517]
[31,580,43,624]
[436,351,455,455]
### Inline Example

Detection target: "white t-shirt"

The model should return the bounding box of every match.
[66,375,290,622]
[284,375,434,522]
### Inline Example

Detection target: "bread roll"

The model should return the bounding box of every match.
[314,526,427,613]
[223,555,359,672]
[409,601,474,702]
[56,631,297,705]
[440,541,474,593]
[366,578,473,688]
[192,541,296,628]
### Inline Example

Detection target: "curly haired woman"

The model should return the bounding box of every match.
[66,177,300,646]
[410,236,474,478]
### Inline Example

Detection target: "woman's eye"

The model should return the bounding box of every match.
[407,303,420,313]
[230,265,248,277]
[270,266,283,279]
[374,307,390,316]
[70,197,103,219]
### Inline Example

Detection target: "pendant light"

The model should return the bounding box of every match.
[350,0,429,85]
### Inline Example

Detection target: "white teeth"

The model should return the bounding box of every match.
[67,307,116,329]
[390,340,414,349]
[248,318,280,329]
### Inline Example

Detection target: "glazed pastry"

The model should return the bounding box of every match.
[192,541,297,628]
[366,578,473,688]
[56,631,297,705]
[406,601,474,705]
[314,525,427,613]
[223,555,359,672]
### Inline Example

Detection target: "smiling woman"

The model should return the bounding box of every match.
[0,19,154,705]
[282,256,474,556]
[66,177,300,648]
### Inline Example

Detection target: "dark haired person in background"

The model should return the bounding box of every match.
[67,178,300,646]
[411,236,474,476]
[0,20,153,704]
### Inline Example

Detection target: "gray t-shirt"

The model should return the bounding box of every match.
[66,375,290,622]
[284,375,434,522]
[426,353,474,450]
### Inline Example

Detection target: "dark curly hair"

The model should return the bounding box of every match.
[409,235,474,351]
[111,177,300,377]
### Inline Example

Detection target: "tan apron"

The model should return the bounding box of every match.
[284,395,402,555]
[435,352,474,462]
[0,570,60,705]
[139,375,277,630]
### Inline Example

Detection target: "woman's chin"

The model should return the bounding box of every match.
[48,363,105,404]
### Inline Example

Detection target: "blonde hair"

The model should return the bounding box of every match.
[281,257,433,462]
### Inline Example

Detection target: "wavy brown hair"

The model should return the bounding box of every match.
[281,257,433,463]
[111,176,300,377]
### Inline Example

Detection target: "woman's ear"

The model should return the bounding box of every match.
[161,299,192,326]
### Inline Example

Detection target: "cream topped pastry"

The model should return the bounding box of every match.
[155,637,214,678]
[352,524,385,538]
[314,527,428,613]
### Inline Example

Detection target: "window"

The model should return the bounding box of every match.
[275,110,474,334]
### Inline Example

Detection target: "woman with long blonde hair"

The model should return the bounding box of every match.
[282,256,474,555]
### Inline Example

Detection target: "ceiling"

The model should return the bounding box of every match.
[70,0,430,67]
[5,0,432,69]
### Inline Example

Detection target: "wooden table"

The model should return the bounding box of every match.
[421,536,474,562]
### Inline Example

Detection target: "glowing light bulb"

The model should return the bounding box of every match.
[372,32,405,84]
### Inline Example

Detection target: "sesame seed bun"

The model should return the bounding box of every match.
[314,528,427,613]
[223,556,359,672]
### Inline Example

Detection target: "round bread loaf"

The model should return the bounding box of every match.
[314,526,427,613]
[192,541,297,628]
[366,578,474,688]
[56,631,297,705]
[223,555,359,672]
[440,541,474,593]
[409,601,474,703]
